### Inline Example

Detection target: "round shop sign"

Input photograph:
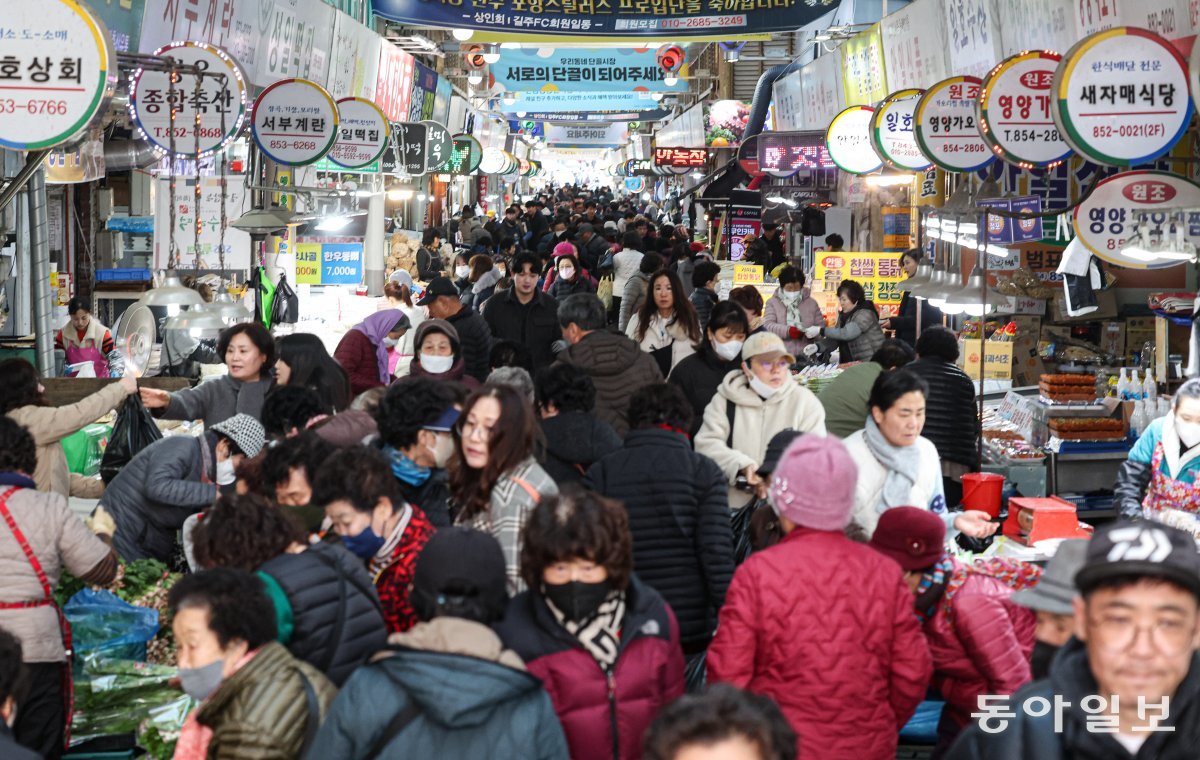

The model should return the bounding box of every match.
[1054,28,1192,167]
[825,106,883,175]
[977,51,1072,169]
[0,0,117,150]
[327,98,389,169]
[624,177,646,193]
[251,78,339,167]
[480,146,509,175]
[447,134,483,175]
[1072,170,1200,269]
[915,76,995,173]
[870,89,931,172]
[130,41,248,158]
[421,120,454,173]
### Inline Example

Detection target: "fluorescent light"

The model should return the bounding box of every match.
[452,28,474,41]
[316,215,352,231]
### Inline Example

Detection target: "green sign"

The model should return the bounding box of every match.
[314,157,380,174]
[446,134,483,175]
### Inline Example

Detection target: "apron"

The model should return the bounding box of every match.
[63,324,109,378]
[0,486,74,748]
[1143,441,1200,514]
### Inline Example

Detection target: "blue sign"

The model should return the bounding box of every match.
[506,91,663,114]
[494,48,689,93]
[321,244,363,285]
[978,196,1044,245]
[511,109,673,123]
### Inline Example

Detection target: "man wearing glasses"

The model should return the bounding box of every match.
[949,521,1200,758]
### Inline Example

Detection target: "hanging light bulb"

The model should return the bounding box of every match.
[452,28,474,41]
[481,44,501,64]
[140,271,204,310]
[651,91,664,101]
[503,93,517,107]
[664,74,678,86]
[467,70,483,86]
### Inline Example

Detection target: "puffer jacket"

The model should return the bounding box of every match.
[585,429,734,648]
[483,287,562,371]
[843,430,949,539]
[445,306,494,383]
[947,639,1200,760]
[8,381,127,497]
[257,542,389,687]
[694,371,826,508]
[538,411,623,485]
[495,577,685,760]
[923,558,1036,730]
[688,287,719,332]
[822,305,885,362]
[668,346,740,438]
[335,329,386,397]
[762,290,824,357]
[310,618,569,759]
[708,527,932,760]
[195,641,337,760]
[906,356,979,469]
[101,435,217,563]
[558,331,663,438]
[619,272,650,332]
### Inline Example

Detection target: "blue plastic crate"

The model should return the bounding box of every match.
[95,268,151,282]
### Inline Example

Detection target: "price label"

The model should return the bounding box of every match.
[327,98,390,169]
[421,120,453,172]
[251,78,339,167]
[870,88,931,172]
[1072,170,1200,269]
[825,106,883,175]
[0,0,116,150]
[130,41,248,158]
[1054,27,1192,167]
[914,76,995,173]
[977,51,1071,169]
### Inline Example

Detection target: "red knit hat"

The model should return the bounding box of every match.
[869,507,946,571]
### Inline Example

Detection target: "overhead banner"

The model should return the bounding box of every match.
[255,0,335,89]
[505,91,664,113]
[946,0,1003,79]
[545,123,629,148]
[328,13,382,100]
[139,0,269,83]
[880,0,950,91]
[841,23,889,106]
[371,0,840,38]
[493,48,689,93]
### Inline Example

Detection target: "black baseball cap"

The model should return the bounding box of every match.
[1075,521,1200,599]
[415,276,458,305]
[758,429,800,476]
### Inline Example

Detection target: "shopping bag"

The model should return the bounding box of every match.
[597,275,613,310]
[254,266,276,329]
[63,588,160,664]
[272,274,299,325]
[99,395,162,484]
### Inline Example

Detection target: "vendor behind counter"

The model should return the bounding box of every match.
[1115,377,1200,529]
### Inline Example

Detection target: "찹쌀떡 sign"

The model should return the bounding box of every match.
[1053,27,1193,167]
[327,98,390,169]
[825,106,883,175]
[0,0,117,151]
[914,76,995,173]
[252,78,339,166]
[870,88,932,172]
[1072,170,1200,269]
[977,51,1072,170]
[129,41,248,158]
[813,251,906,319]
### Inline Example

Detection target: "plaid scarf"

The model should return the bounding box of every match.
[547,591,626,672]
[916,555,1043,626]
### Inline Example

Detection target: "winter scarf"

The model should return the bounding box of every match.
[547,591,626,672]
[353,308,410,384]
[781,292,806,329]
[863,416,923,512]
[385,445,430,487]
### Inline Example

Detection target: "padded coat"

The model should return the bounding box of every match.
[557,330,663,438]
[906,356,979,469]
[707,527,932,760]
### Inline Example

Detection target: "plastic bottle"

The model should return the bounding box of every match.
[1117,368,1130,400]
[1130,369,1143,400]
[1159,397,1172,419]
[1143,367,1157,402]
[1107,374,1119,398]
[1131,400,1147,438]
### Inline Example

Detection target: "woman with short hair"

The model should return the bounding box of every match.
[807,279,885,363]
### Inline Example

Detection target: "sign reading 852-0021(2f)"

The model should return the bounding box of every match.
[0,0,117,151]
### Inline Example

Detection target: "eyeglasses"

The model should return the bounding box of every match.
[751,358,791,372]
[1088,615,1195,656]
[456,418,493,441]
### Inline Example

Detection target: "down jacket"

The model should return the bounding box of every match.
[762,290,824,358]
[821,305,886,362]
[495,577,685,760]
[667,346,740,438]
[334,329,387,397]
[924,558,1036,730]
[906,356,979,469]
[694,371,826,508]
[558,331,663,438]
[539,411,623,485]
[585,429,734,648]
[707,527,932,759]
[101,435,217,563]
[257,542,389,687]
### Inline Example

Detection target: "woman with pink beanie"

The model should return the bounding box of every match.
[708,433,932,759]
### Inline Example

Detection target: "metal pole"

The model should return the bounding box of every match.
[27,167,55,377]
[978,208,988,473]
[0,150,50,214]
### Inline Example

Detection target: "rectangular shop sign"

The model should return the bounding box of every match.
[996,0,1074,58]
[840,23,888,106]
[772,71,804,131]
[493,49,690,93]
[153,177,251,272]
[880,0,950,91]
[321,243,363,285]
[733,264,764,285]
[138,0,269,82]
[1074,0,1198,55]
[328,12,381,99]
[505,91,665,113]
[375,42,415,122]
[409,62,439,122]
[295,242,322,284]
[433,76,452,125]
[722,193,762,262]
[656,103,706,148]
[255,0,335,89]
[945,0,1003,80]
[978,196,1045,245]
[371,0,839,38]
[959,339,1014,380]
[544,123,629,146]
[91,0,145,53]
[813,251,906,319]
[798,52,844,131]
[654,147,708,167]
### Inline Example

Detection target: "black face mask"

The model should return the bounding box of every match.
[1030,640,1060,681]
[543,580,610,623]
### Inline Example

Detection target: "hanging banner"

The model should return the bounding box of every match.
[408,62,439,122]
[446,134,484,175]
[1075,0,1198,57]
[946,0,1003,79]
[814,251,906,318]
[914,76,995,173]
[328,13,381,100]
[255,0,335,89]
[997,0,1075,57]
[327,98,390,169]
[129,41,249,158]
[153,176,251,270]
[0,0,117,151]
[433,77,452,125]
[90,0,144,53]
[977,50,1072,169]
[880,0,951,91]
[138,0,269,83]
[422,121,454,172]
[1072,170,1200,268]
[826,106,883,175]
[506,91,665,113]
[371,0,840,38]
[656,103,705,148]
[840,24,889,106]
[545,123,629,147]
[493,48,690,93]
[871,89,931,172]
[772,71,804,132]
[798,53,845,131]
[1053,27,1192,167]
[375,42,415,123]
[251,78,339,166]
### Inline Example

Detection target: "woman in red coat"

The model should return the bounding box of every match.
[334,309,411,397]
[869,507,1037,757]
[494,484,684,760]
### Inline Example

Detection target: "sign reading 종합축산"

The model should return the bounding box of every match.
[1072,170,1200,269]
[870,89,932,172]
[130,41,249,158]
[914,76,995,173]
[825,106,883,175]
[977,51,1072,170]
[327,98,390,169]
[0,0,116,151]
[1053,27,1193,167]
[493,48,690,93]
[251,78,339,166]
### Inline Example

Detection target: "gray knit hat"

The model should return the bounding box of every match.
[209,414,266,458]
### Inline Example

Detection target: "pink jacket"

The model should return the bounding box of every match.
[763,292,824,357]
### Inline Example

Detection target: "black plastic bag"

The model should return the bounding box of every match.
[272,274,299,325]
[100,395,162,484]
[731,499,759,565]
[684,651,707,693]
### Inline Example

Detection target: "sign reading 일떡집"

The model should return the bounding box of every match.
[327,98,390,169]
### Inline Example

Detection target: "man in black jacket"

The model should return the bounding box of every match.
[416,227,445,281]
[948,521,1200,760]
[905,326,978,507]
[418,277,493,383]
[575,223,609,274]
[484,252,561,371]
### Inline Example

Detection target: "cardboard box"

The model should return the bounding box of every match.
[1009,316,1044,387]
[959,339,1014,380]
[1050,289,1118,322]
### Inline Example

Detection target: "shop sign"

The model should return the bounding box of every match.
[978,196,1045,244]
[446,134,483,175]
[321,243,363,285]
[1072,169,1200,269]
[545,123,628,147]
[840,23,889,106]
[946,0,1003,79]
[130,41,248,158]
[493,48,689,93]
[1054,27,1191,167]
[0,0,117,151]
[421,121,454,173]
[796,52,844,131]
[327,98,390,169]
[383,122,429,174]
[813,251,906,318]
[996,0,1074,58]
[825,106,883,175]
[757,132,834,174]
[480,146,513,176]
[977,51,1072,170]
[43,128,105,184]
[251,78,339,166]
[328,13,381,101]
[375,42,414,123]
[733,264,764,285]
[624,177,646,194]
[295,243,321,285]
[408,62,439,122]
[914,76,995,173]
[880,0,951,91]
[870,89,931,172]
[654,147,708,168]
[724,203,761,262]
[153,176,250,270]
[960,339,1015,380]
[138,0,270,79]
[256,0,334,89]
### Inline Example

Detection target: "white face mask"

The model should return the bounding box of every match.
[426,432,455,468]
[1177,418,1200,448]
[779,290,800,303]
[216,457,237,486]
[747,373,781,400]
[455,265,471,279]
[420,353,455,374]
[382,336,399,348]
[713,338,744,362]
[559,267,575,281]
